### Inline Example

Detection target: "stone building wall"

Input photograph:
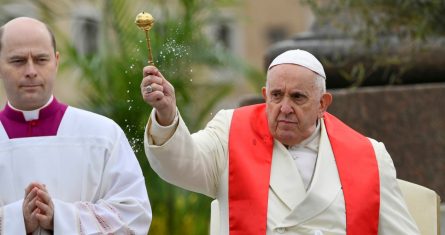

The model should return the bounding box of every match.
[328,83,445,199]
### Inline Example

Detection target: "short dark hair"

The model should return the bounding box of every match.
[0,22,57,54]
[45,24,57,54]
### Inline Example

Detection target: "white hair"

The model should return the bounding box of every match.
[315,74,326,94]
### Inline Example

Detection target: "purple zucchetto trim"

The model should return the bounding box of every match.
[0,98,68,139]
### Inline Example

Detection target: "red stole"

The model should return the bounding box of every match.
[228,104,273,234]
[228,104,379,234]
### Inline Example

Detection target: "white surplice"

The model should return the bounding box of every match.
[145,108,419,235]
[0,107,151,235]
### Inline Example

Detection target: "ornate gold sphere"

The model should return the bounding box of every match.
[135,12,154,31]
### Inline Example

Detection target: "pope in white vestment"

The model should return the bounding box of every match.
[144,109,419,235]
[141,49,419,234]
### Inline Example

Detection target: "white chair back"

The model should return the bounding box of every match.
[397,179,441,235]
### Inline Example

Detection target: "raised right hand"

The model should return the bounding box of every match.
[140,66,177,126]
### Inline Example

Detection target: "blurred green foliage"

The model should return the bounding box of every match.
[303,0,445,41]
[67,1,244,234]
[302,0,445,87]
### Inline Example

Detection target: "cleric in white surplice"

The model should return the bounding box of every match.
[0,17,151,234]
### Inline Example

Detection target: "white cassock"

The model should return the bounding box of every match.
[0,106,151,234]
[145,109,419,235]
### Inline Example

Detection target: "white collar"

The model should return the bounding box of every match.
[8,96,54,121]
[288,120,321,152]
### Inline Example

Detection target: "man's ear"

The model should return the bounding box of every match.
[261,87,267,100]
[319,92,333,118]
[55,51,60,66]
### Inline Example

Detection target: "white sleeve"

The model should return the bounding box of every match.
[372,140,420,234]
[53,128,152,234]
[147,108,179,146]
[2,200,27,234]
[145,109,232,198]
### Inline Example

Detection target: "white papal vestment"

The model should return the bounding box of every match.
[145,108,419,235]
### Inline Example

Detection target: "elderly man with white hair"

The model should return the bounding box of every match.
[141,49,419,234]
